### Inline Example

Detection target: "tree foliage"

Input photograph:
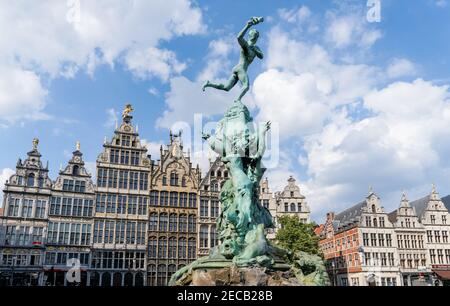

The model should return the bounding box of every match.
[275,215,320,255]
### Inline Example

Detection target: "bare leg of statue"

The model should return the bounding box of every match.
[202,73,239,92]
[236,70,249,102]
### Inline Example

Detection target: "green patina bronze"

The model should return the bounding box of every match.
[169,17,330,286]
[202,16,264,102]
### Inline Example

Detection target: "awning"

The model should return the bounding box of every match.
[433,270,450,280]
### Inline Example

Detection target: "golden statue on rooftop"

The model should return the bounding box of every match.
[122,103,133,119]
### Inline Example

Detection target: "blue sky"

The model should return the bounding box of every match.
[1,0,450,221]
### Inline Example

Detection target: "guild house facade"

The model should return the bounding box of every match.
[318,186,450,286]
[0,104,311,286]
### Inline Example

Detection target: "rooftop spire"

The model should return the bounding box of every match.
[76,140,80,151]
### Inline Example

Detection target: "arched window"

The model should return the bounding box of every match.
[168,264,177,281]
[170,172,178,186]
[188,215,196,232]
[179,214,187,232]
[157,264,167,286]
[290,203,296,212]
[373,218,378,227]
[148,265,156,286]
[210,225,217,248]
[200,225,208,248]
[135,272,144,287]
[188,238,196,259]
[372,204,376,213]
[148,237,157,258]
[224,171,228,178]
[73,165,80,175]
[168,237,177,259]
[101,272,111,287]
[27,173,35,187]
[169,213,177,231]
[158,237,167,258]
[159,213,168,231]
[124,272,133,287]
[149,213,158,231]
[217,171,222,177]
[178,238,187,259]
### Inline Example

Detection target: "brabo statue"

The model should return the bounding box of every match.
[169,17,330,286]
[202,17,264,102]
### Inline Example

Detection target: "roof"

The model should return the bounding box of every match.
[387,210,397,224]
[334,201,366,226]
[442,195,450,212]
[314,224,324,236]
[410,195,430,219]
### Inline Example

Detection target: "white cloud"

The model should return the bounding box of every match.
[0,0,205,123]
[325,11,382,49]
[278,6,311,23]
[0,66,49,124]
[0,168,15,207]
[125,47,187,82]
[104,108,118,128]
[386,58,417,79]
[303,79,450,218]
[435,0,448,7]
[197,37,234,83]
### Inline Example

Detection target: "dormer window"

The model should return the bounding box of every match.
[72,165,80,175]
[27,173,35,187]
[38,177,44,188]
[170,172,178,186]
[290,191,294,197]
[290,203,296,212]
[372,204,376,213]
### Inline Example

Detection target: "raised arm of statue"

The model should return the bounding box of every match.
[237,21,252,51]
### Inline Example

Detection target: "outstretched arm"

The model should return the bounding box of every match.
[237,21,252,51]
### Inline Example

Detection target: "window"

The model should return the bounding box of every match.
[445,249,450,264]
[178,214,187,232]
[160,191,168,206]
[363,233,369,246]
[168,237,177,259]
[372,204,376,213]
[108,170,118,188]
[96,194,106,213]
[130,151,140,166]
[200,225,208,248]
[430,249,436,264]
[284,203,289,212]
[179,192,188,207]
[149,213,158,231]
[170,192,178,207]
[22,199,33,218]
[188,215,196,232]
[129,172,139,190]
[7,198,20,217]
[162,176,167,186]
[443,231,448,243]
[35,200,45,218]
[119,170,129,189]
[126,221,136,244]
[200,200,208,217]
[210,226,218,248]
[117,195,126,214]
[365,217,372,227]
[386,234,392,247]
[178,238,187,259]
[379,217,385,227]
[120,150,130,165]
[427,230,433,243]
[110,149,119,163]
[169,214,177,232]
[443,215,447,225]
[373,218,378,227]
[297,203,302,212]
[188,238,196,259]
[149,237,157,258]
[97,168,107,187]
[370,233,377,246]
[211,200,219,218]
[138,197,147,215]
[435,231,441,243]
[106,195,116,213]
[105,221,114,243]
[93,221,104,243]
[431,215,436,224]
[290,203,295,212]
[158,238,167,258]
[159,213,168,232]
[189,193,197,208]
[127,196,138,214]
[115,220,125,244]
[378,234,385,247]
[150,191,159,206]
[181,177,186,187]
[139,172,148,190]
[27,173,35,187]
[72,165,80,175]
[170,172,178,186]
[438,249,444,264]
